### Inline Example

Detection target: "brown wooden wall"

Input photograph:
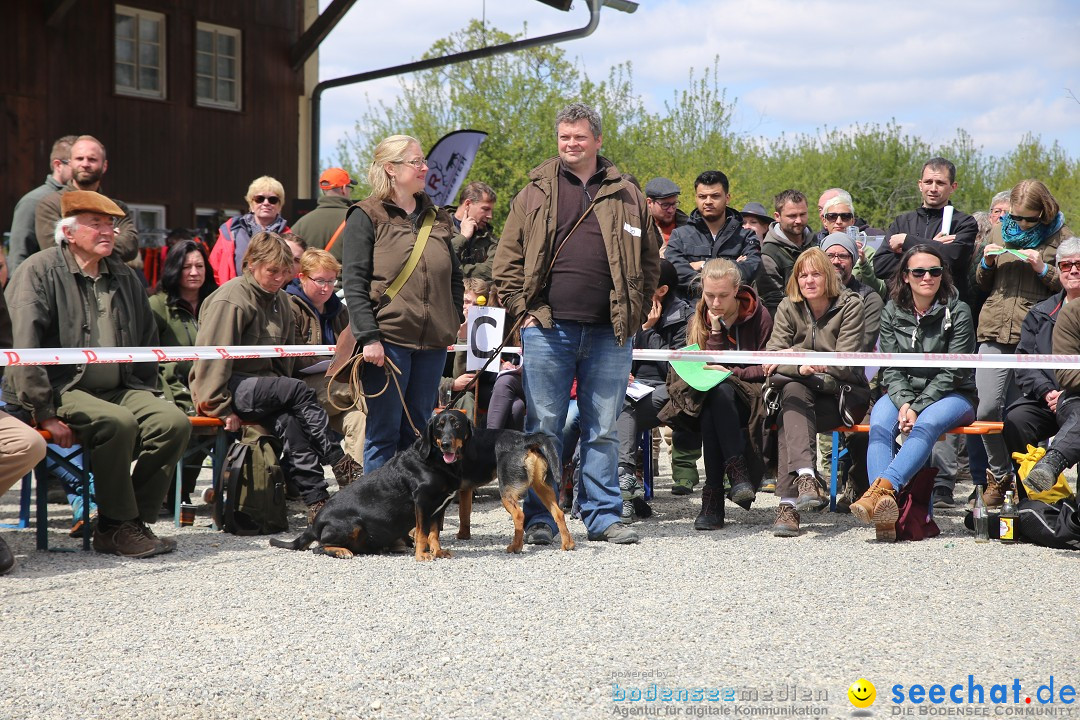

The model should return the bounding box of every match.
[1,0,306,238]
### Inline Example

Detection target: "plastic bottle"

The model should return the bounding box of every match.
[973,485,989,543]
[999,490,1018,544]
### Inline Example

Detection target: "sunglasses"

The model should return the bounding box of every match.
[1008,213,1040,224]
[253,195,280,205]
[1058,260,1080,272]
[904,266,944,278]
[824,212,854,222]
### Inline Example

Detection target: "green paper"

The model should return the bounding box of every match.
[989,248,1028,259]
[670,344,731,391]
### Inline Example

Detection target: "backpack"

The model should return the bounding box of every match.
[1017,497,1080,550]
[213,428,288,535]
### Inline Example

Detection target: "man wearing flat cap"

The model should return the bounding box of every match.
[292,166,356,263]
[644,177,689,253]
[4,191,190,558]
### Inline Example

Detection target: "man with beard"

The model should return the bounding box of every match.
[755,189,814,316]
[665,170,761,298]
[33,135,139,266]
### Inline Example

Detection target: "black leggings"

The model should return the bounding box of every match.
[700,382,750,489]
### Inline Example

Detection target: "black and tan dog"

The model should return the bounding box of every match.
[269,415,468,561]
[270,410,575,559]
[430,409,575,553]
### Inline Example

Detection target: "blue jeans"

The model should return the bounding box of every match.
[521,322,633,537]
[361,343,447,473]
[868,393,975,491]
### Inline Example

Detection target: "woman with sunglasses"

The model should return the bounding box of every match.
[340,135,463,473]
[973,180,1071,506]
[209,175,291,285]
[851,244,977,540]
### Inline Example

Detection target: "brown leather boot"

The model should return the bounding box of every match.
[851,478,899,542]
[983,470,1013,509]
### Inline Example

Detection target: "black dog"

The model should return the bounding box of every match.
[269,415,469,561]
[430,410,575,553]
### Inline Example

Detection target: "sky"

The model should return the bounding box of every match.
[315,0,1080,167]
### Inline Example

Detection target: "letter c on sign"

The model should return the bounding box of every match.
[470,316,497,359]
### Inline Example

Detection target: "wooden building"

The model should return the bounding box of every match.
[1,0,320,245]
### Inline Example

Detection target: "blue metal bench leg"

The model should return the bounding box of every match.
[830,431,840,512]
[0,472,31,530]
[639,430,653,500]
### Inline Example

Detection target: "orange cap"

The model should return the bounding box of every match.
[319,167,355,190]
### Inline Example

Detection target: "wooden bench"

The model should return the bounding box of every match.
[828,421,1004,511]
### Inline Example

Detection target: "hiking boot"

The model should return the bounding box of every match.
[724,454,754,510]
[794,473,827,512]
[332,453,363,488]
[670,480,694,496]
[93,520,161,558]
[983,470,1013,509]
[140,523,177,555]
[589,522,639,544]
[1025,449,1069,493]
[772,504,800,537]
[307,499,327,526]
[0,536,15,575]
[524,524,553,545]
[694,485,725,531]
[759,476,776,493]
[618,468,641,521]
[932,486,956,508]
[850,478,899,542]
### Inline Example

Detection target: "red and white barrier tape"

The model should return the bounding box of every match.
[2,344,1076,370]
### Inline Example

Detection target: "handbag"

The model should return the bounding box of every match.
[762,372,859,427]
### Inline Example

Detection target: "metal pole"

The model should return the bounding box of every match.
[309,0,602,196]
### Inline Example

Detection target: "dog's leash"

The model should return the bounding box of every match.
[330,354,421,437]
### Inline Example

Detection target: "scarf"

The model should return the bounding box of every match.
[1001,211,1065,249]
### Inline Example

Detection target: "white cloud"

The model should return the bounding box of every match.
[313,0,1080,162]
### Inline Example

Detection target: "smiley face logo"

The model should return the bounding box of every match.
[848,678,876,708]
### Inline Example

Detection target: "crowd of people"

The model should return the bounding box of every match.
[0,106,1076,572]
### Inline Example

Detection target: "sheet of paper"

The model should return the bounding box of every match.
[626,381,654,401]
[299,359,332,375]
[669,344,731,392]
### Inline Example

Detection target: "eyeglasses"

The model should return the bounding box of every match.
[655,201,678,211]
[396,158,428,170]
[824,212,854,222]
[58,159,70,165]
[305,277,336,288]
[253,195,280,205]
[904,266,944,278]
[1008,213,1040,224]
[825,252,852,262]
[1058,260,1080,273]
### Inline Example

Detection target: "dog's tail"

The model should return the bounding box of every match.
[524,432,562,489]
[269,528,317,551]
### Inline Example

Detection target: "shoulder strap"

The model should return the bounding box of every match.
[385,209,435,302]
[324,219,347,253]
[221,216,235,243]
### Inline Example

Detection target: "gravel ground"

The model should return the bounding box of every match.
[2,452,1078,720]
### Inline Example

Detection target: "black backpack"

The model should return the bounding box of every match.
[213,429,288,535]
